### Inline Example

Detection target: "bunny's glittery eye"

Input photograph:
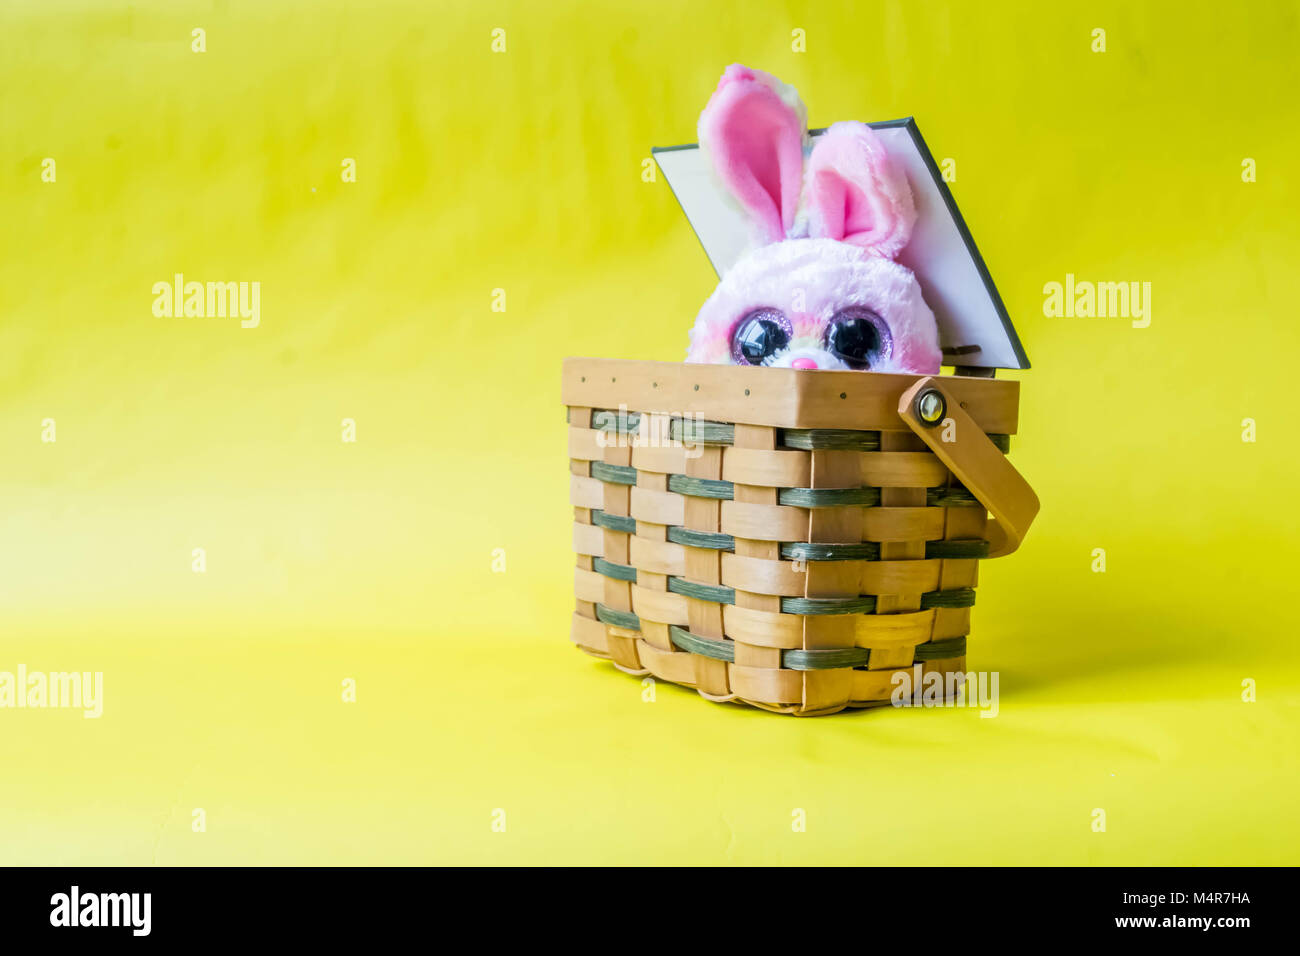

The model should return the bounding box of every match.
[730,309,791,365]
[826,308,890,369]
[733,310,790,366]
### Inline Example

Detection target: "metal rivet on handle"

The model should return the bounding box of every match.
[914,388,946,427]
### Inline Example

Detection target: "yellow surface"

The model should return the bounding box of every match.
[2,0,1298,865]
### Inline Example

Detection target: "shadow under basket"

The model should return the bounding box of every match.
[563,357,1039,716]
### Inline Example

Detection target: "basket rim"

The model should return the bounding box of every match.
[562,357,1019,433]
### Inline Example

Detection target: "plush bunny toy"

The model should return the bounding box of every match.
[686,65,941,375]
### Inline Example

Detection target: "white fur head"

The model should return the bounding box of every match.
[686,238,940,373]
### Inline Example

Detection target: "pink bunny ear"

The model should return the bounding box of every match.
[698,64,807,245]
[806,121,916,258]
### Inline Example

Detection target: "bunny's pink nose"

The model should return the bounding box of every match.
[791,358,818,370]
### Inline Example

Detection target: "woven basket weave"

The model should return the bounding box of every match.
[563,357,1037,716]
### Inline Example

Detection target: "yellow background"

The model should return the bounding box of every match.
[2,0,1297,865]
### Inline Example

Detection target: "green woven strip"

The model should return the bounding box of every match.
[781,646,872,671]
[591,510,636,533]
[590,461,637,485]
[669,625,735,662]
[927,485,981,508]
[667,625,874,671]
[780,595,878,615]
[920,587,978,609]
[925,539,989,559]
[913,636,968,661]
[780,541,882,561]
[666,477,884,507]
[591,410,641,434]
[779,540,987,561]
[778,486,882,508]
[667,474,734,500]
[667,577,736,605]
[625,620,965,666]
[574,410,1009,452]
[781,429,881,451]
[667,526,736,550]
[594,604,640,630]
[591,557,637,582]
[670,419,735,445]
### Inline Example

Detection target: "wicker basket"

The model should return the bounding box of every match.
[564,357,1038,716]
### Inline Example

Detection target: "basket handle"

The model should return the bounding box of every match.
[898,377,1039,559]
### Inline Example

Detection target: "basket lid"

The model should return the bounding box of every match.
[652,118,1029,371]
